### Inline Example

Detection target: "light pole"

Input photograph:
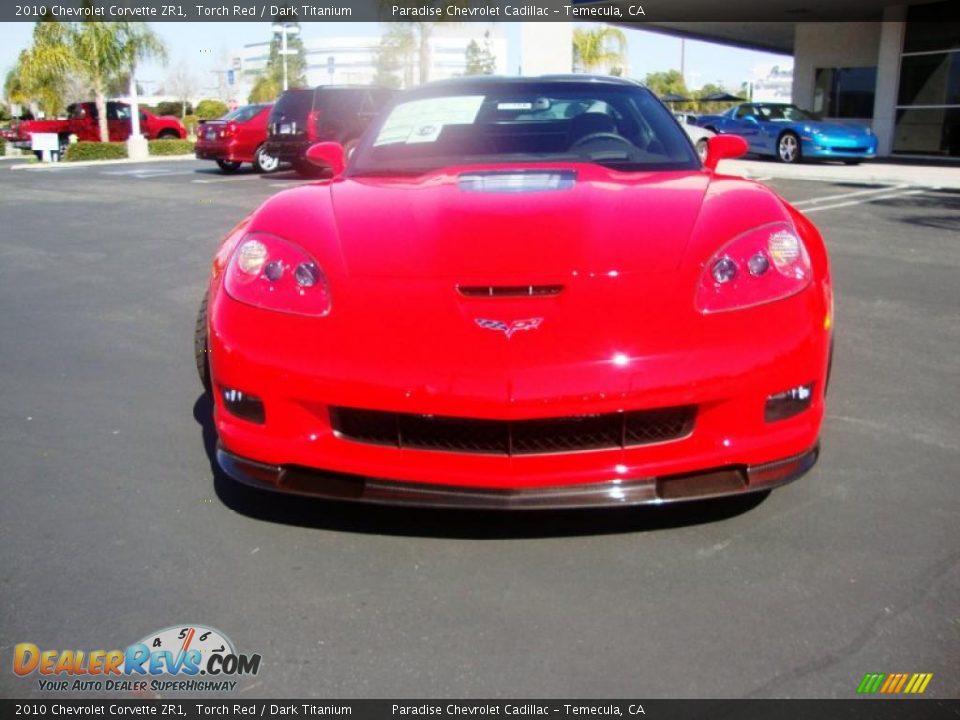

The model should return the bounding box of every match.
[271,23,300,92]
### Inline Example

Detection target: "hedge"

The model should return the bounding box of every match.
[195,100,229,120]
[148,139,195,156]
[64,142,127,161]
[0,138,6,156]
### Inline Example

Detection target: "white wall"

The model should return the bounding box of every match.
[793,23,882,114]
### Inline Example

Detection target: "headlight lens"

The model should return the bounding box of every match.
[225,232,331,316]
[696,222,812,314]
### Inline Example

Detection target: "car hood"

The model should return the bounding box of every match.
[326,164,711,279]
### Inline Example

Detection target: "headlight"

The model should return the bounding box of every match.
[696,222,812,314]
[224,232,331,317]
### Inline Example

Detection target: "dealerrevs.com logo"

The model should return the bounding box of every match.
[13,624,261,693]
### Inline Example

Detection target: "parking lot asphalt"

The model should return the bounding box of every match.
[1,160,957,699]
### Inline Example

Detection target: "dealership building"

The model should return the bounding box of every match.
[635,0,958,159]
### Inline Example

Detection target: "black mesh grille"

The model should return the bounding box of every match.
[330,406,695,456]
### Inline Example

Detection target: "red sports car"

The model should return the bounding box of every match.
[197,76,833,510]
[195,103,278,174]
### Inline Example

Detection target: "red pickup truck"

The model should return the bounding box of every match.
[11,101,186,155]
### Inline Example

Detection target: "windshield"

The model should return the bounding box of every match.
[223,105,267,123]
[756,104,819,122]
[350,80,699,175]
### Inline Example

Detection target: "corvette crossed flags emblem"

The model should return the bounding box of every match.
[474,318,543,338]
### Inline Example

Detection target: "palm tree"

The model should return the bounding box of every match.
[19,20,166,142]
[572,27,628,75]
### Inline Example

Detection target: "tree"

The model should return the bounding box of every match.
[372,24,415,88]
[572,27,627,75]
[644,70,687,98]
[693,82,733,114]
[16,20,166,141]
[195,99,229,120]
[464,31,496,76]
[248,14,306,102]
[165,60,198,117]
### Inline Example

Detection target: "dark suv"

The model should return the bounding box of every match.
[265,85,394,176]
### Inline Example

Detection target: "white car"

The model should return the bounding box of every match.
[682,123,715,161]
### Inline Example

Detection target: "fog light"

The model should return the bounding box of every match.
[765,383,814,422]
[221,387,266,424]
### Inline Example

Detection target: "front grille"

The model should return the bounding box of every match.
[330,406,695,456]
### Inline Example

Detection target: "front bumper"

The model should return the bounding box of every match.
[218,445,818,510]
[802,136,877,160]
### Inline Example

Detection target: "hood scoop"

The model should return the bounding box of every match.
[458,170,575,194]
[458,284,564,298]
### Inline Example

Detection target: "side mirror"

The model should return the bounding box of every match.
[703,134,748,170]
[305,141,346,177]
[743,115,759,124]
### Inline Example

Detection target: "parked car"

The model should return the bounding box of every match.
[10,102,186,156]
[197,76,832,510]
[265,85,394,176]
[195,103,278,173]
[695,102,877,164]
[682,123,715,161]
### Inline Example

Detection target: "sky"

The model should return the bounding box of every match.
[0,21,791,97]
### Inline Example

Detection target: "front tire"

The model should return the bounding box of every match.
[777,132,801,163]
[157,129,180,140]
[252,145,279,173]
[195,291,211,394]
[216,160,242,173]
[695,138,708,162]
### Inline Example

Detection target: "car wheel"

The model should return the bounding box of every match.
[216,160,242,173]
[157,130,180,140]
[777,132,801,163]
[695,138,708,162]
[253,145,280,173]
[195,291,211,395]
[58,134,70,159]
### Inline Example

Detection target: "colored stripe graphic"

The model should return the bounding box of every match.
[858,673,886,694]
[857,672,932,694]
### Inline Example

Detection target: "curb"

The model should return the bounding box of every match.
[9,154,198,170]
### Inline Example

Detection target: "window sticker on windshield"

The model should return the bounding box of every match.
[374,95,485,146]
[496,102,533,111]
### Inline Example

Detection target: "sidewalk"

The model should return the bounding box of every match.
[7,153,197,170]
[717,157,960,190]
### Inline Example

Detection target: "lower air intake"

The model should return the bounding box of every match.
[330,406,695,456]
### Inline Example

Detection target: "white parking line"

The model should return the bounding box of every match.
[793,184,908,207]
[803,188,925,213]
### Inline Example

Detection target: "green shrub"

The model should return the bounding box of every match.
[0,138,6,156]
[155,101,191,117]
[183,114,200,137]
[148,139,195,156]
[195,99,229,120]
[64,142,128,162]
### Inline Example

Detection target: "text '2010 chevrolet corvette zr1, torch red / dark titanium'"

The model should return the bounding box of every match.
[196,76,833,510]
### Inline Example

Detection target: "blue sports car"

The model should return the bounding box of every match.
[695,103,878,164]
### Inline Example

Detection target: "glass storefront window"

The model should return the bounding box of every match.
[898,52,960,107]
[814,67,877,118]
[903,5,959,53]
[893,107,960,156]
